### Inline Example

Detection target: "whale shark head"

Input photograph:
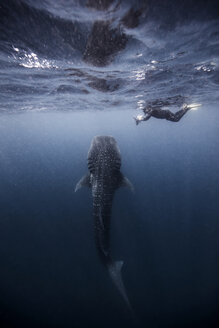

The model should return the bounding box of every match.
[87,136,121,176]
[75,136,134,193]
[90,135,118,148]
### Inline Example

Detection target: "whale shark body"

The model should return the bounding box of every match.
[75,136,133,312]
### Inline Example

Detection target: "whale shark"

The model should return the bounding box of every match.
[75,135,134,312]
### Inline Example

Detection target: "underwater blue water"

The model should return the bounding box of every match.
[0,1,219,327]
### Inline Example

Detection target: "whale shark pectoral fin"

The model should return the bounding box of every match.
[119,174,134,192]
[75,173,91,192]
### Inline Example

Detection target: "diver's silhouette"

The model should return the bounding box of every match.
[134,105,190,125]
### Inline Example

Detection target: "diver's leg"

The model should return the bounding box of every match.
[165,106,190,122]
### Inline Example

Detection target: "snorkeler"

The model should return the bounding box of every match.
[134,104,190,125]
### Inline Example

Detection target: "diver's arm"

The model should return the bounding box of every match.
[134,114,151,125]
[143,114,152,121]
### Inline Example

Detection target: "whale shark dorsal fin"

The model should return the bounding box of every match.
[120,175,134,192]
[75,173,91,192]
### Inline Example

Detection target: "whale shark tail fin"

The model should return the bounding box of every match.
[108,260,133,314]
[115,260,124,273]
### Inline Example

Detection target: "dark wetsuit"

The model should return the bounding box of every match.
[135,106,190,125]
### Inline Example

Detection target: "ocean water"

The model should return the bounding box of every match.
[0,1,219,327]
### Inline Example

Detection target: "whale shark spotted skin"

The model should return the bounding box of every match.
[75,135,133,311]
